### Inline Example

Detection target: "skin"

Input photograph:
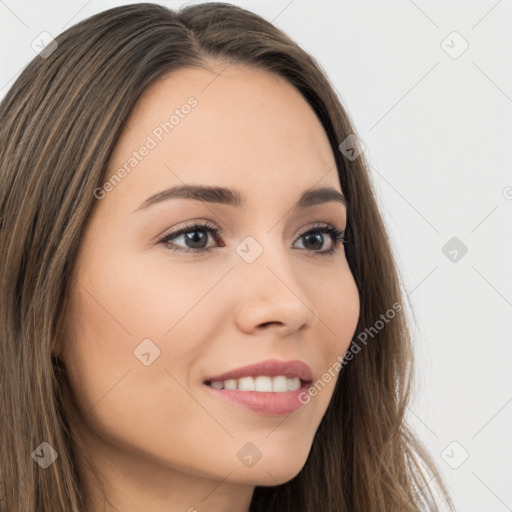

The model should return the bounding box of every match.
[57,63,360,512]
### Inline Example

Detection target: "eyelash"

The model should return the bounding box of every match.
[157,221,347,258]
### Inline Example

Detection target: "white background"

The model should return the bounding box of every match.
[1,1,511,510]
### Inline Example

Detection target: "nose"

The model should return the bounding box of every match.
[232,242,317,337]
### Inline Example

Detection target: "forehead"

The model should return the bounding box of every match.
[105,64,340,202]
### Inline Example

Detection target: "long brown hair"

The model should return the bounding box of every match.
[0,3,454,510]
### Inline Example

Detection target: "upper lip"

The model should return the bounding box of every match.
[204,358,313,383]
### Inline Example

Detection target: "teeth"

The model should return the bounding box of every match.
[254,376,272,392]
[287,377,301,391]
[238,376,255,391]
[223,379,237,390]
[271,376,287,392]
[208,375,302,392]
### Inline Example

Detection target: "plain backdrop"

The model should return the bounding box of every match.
[1,1,511,510]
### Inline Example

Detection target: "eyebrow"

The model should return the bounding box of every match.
[132,184,347,213]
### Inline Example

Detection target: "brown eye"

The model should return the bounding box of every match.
[293,224,346,256]
[158,221,221,255]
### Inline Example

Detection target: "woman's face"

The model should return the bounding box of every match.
[59,64,360,502]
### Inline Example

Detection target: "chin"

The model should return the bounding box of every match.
[239,464,306,487]
[223,448,309,486]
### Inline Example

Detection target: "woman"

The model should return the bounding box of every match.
[0,2,454,511]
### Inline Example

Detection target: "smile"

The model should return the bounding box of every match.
[203,359,313,416]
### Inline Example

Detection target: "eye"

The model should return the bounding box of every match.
[157,220,346,257]
[157,221,222,256]
[293,222,346,256]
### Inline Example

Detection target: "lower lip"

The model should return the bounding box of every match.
[203,382,311,416]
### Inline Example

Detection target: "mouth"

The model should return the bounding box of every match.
[202,359,313,416]
[204,375,310,392]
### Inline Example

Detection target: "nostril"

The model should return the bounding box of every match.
[258,321,283,328]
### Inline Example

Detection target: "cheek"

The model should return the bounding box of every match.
[60,266,223,472]
[334,270,360,350]
[99,248,230,338]
[303,262,360,403]
[313,259,360,352]
[70,242,225,349]
[61,243,231,421]
[60,253,206,421]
